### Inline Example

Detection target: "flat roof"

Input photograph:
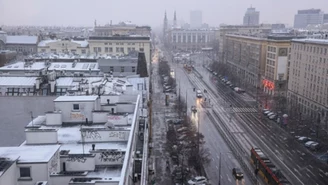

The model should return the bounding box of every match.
[54,95,99,102]
[0,77,37,86]
[292,38,328,45]
[6,35,38,45]
[0,61,45,71]
[89,36,150,41]
[0,145,60,163]
[48,62,99,71]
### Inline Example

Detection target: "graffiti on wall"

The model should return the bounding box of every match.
[82,130,102,140]
[99,151,124,163]
[70,112,85,119]
[49,151,59,173]
[67,155,87,163]
[108,131,125,140]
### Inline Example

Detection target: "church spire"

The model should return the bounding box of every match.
[173,11,177,27]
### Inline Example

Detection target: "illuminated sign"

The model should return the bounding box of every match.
[262,79,274,90]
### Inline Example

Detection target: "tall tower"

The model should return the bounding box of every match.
[163,11,168,42]
[173,11,177,27]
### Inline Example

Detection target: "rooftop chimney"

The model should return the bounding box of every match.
[92,144,95,151]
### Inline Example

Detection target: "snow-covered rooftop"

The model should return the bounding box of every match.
[0,61,45,71]
[48,62,99,71]
[38,39,58,47]
[292,38,328,45]
[54,95,98,102]
[0,145,60,163]
[71,40,89,47]
[38,39,89,47]
[0,77,37,86]
[6,35,38,44]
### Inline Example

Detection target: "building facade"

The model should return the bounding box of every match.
[243,7,260,26]
[294,9,324,28]
[224,34,267,95]
[168,28,215,51]
[88,36,151,65]
[38,39,89,55]
[288,39,328,122]
[218,24,272,62]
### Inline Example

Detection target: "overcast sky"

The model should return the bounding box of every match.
[0,0,327,28]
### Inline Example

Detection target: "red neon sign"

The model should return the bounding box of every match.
[262,79,275,90]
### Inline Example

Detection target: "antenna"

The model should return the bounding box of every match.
[30,111,34,126]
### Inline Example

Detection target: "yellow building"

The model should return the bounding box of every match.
[38,39,89,55]
[88,35,151,64]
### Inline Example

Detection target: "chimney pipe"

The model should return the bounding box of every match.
[92,144,95,151]
[86,118,88,125]
[107,99,110,105]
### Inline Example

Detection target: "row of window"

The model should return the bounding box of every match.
[267,46,277,53]
[93,47,143,53]
[293,43,328,55]
[43,49,87,54]
[104,42,137,46]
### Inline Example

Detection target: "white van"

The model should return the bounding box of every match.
[196,90,203,98]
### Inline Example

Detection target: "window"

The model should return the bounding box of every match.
[121,67,125,72]
[20,167,31,178]
[109,66,114,72]
[109,47,113,52]
[97,47,101,52]
[105,47,109,52]
[140,48,144,52]
[116,47,120,52]
[132,66,136,72]
[41,49,46,52]
[120,47,124,52]
[81,49,86,54]
[105,43,108,45]
[73,104,79,110]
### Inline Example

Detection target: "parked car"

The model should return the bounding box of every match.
[269,114,277,120]
[187,176,207,185]
[298,136,311,143]
[310,142,321,151]
[232,168,244,179]
[263,110,271,115]
[305,141,316,148]
[267,112,275,117]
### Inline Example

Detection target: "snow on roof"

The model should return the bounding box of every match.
[0,61,46,71]
[6,35,38,44]
[0,77,37,86]
[38,39,58,47]
[0,145,60,163]
[71,40,89,47]
[48,62,99,71]
[54,95,99,102]
[87,166,122,178]
[60,142,127,154]
[292,38,328,45]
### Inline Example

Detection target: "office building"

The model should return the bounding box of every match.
[190,10,203,29]
[243,7,260,26]
[324,14,328,24]
[294,9,324,28]
[288,39,328,122]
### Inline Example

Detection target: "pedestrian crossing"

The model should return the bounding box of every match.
[231,107,258,113]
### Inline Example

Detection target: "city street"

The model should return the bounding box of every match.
[171,58,251,185]
[190,57,328,185]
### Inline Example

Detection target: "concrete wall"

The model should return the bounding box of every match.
[81,129,130,142]
[25,130,58,145]
[17,163,48,185]
[0,162,17,185]
[54,101,95,123]
[61,155,95,172]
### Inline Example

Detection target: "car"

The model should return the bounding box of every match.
[310,142,321,151]
[232,168,244,179]
[267,112,275,117]
[298,136,311,143]
[263,110,271,115]
[187,176,207,185]
[191,106,197,113]
[269,114,277,120]
[305,141,316,148]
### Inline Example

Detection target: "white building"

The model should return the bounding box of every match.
[0,94,147,185]
[243,7,260,26]
[88,36,151,65]
[294,9,324,28]
[38,39,89,55]
[287,38,328,121]
[190,10,203,29]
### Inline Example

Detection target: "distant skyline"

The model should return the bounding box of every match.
[0,0,327,27]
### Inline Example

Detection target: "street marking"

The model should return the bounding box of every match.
[216,166,219,170]
[217,155,220,159]
[319,174,324,177]
[306,173,310,178]
[309,165,313,169]
[300,157,304,160]
[296,164,301,169]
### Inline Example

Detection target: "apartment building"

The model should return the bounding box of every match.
[224,34,267,95]
[38,39,89,55]
[168,28,215,51]
[218,24,272,62]
[288,39,328,121]
[88,36,151,64]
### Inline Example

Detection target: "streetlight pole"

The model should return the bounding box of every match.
[218,152,221,185]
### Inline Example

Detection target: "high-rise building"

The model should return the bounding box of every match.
[190,10,203,29]
[294,9,324,28]
[243,7,260,26]
[324,14,328,24]
[288,39,328,122]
